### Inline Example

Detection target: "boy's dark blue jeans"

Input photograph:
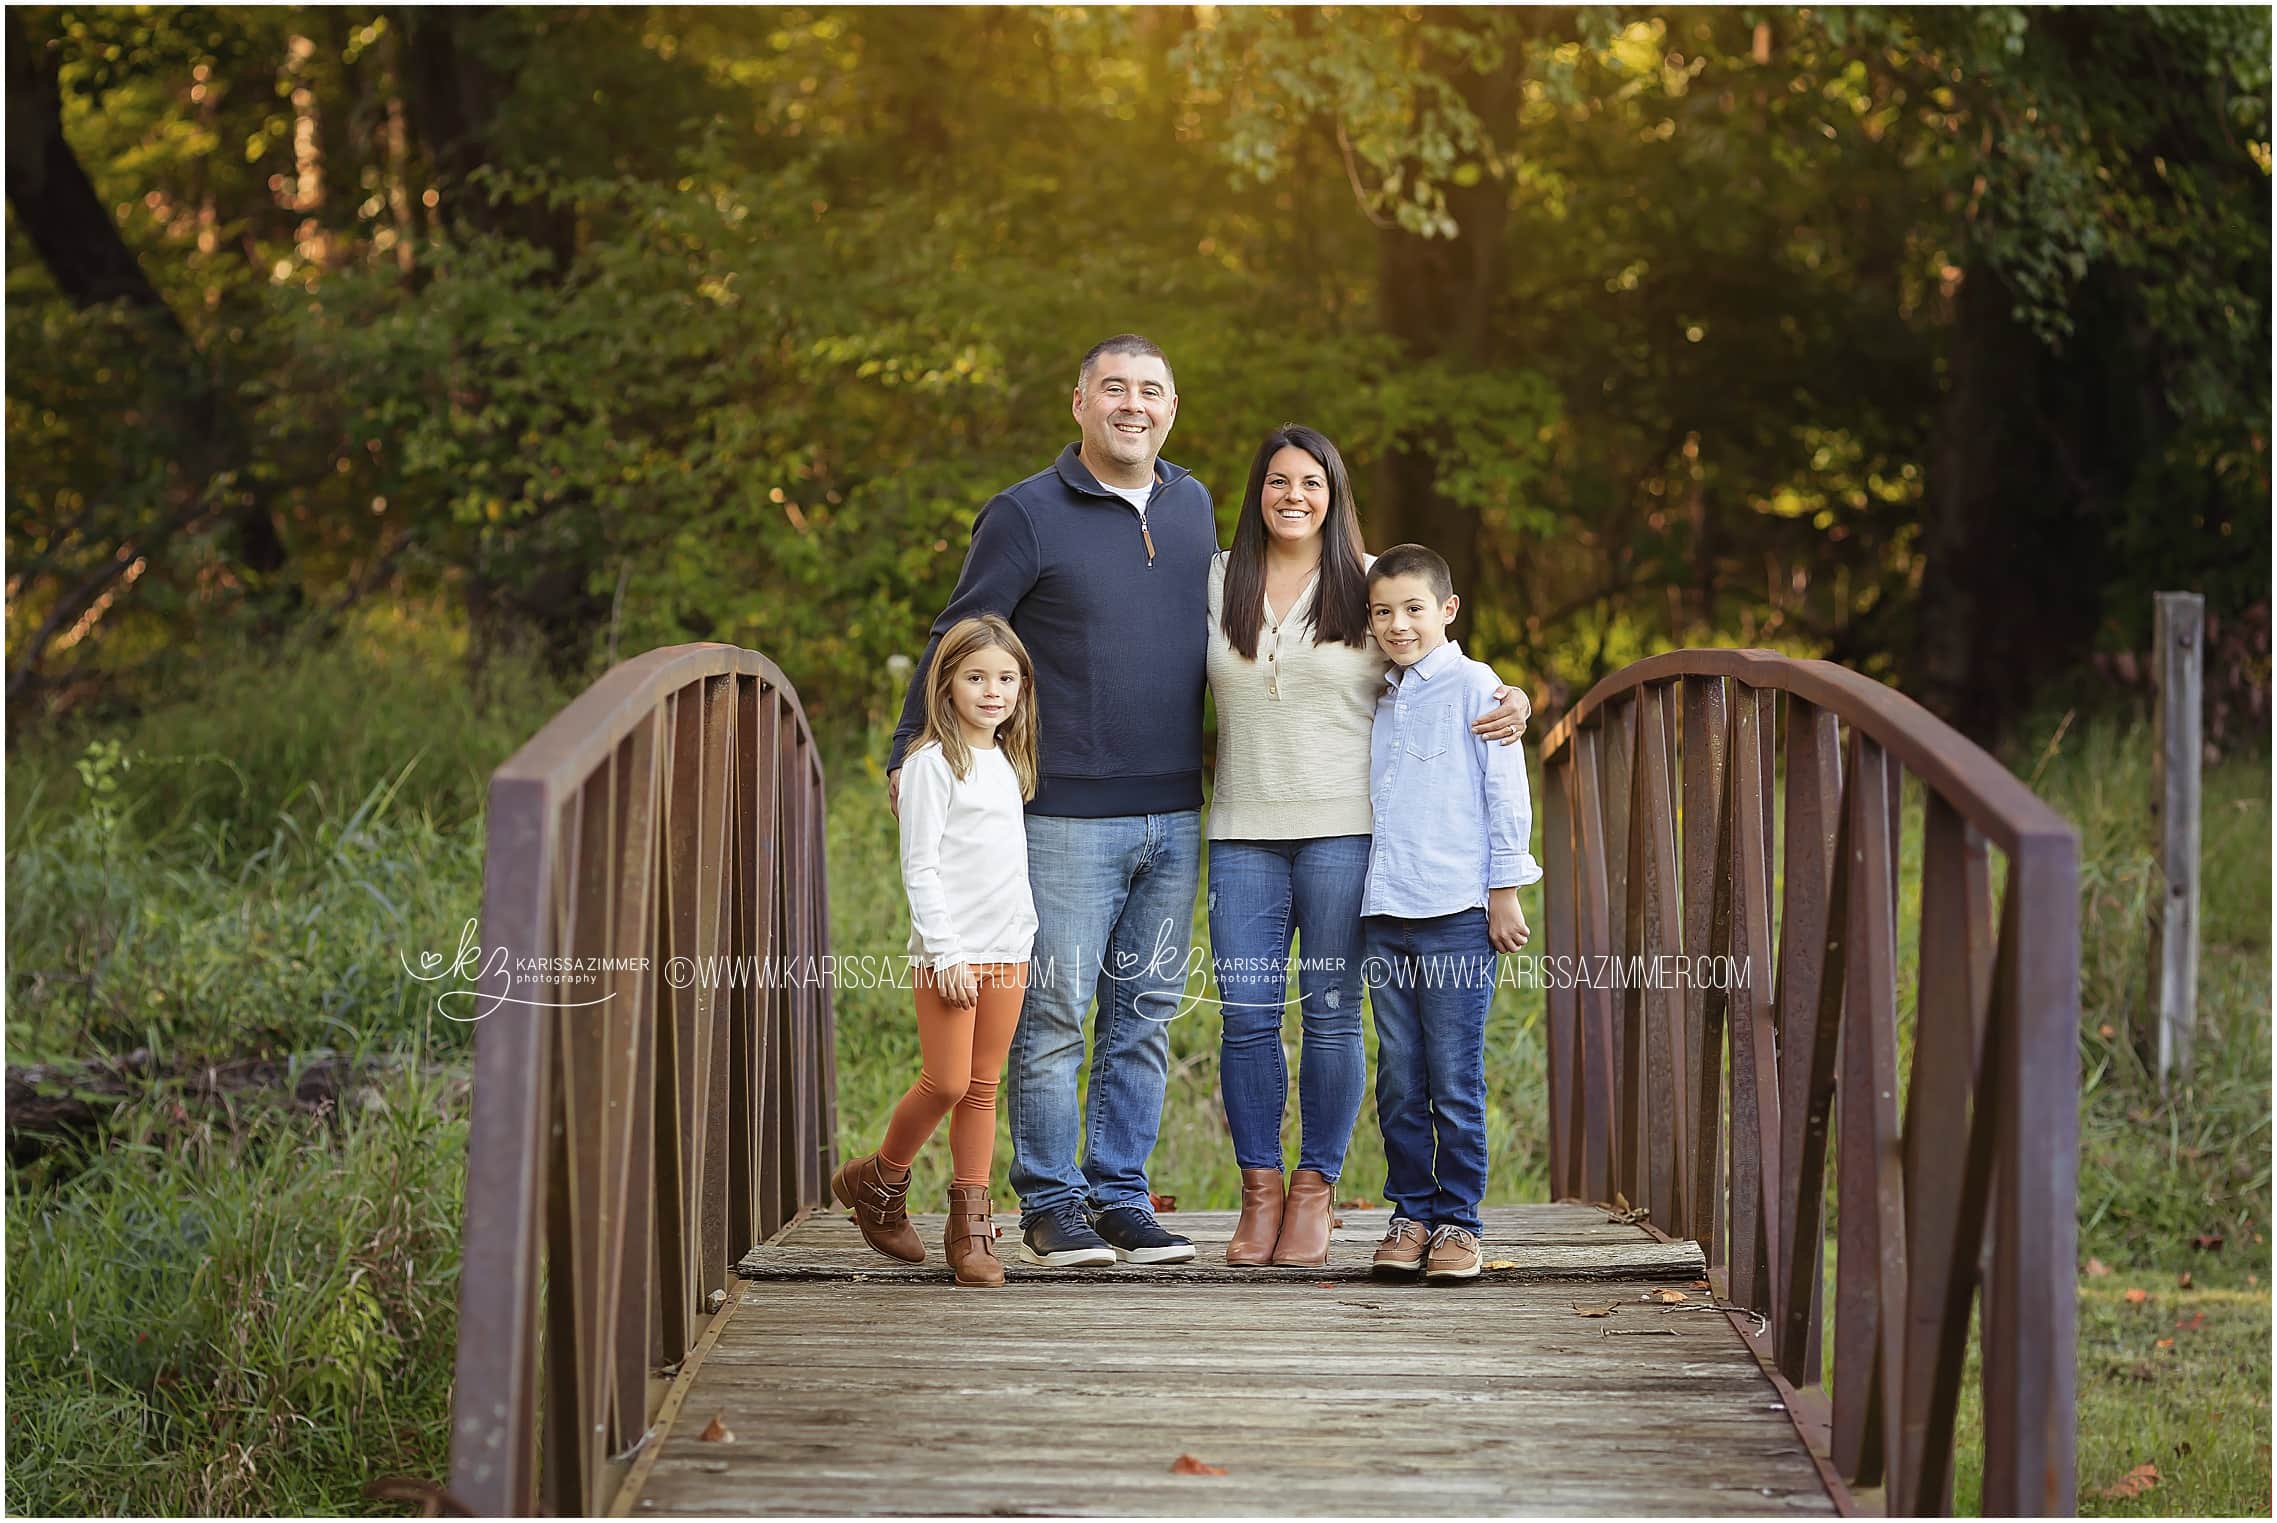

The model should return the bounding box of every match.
[1362,906,1496,1235]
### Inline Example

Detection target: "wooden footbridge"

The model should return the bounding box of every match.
[441,644,2079,1516]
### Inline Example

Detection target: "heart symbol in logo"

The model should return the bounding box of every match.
[419,951,444,973]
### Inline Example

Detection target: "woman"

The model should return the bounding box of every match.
[1206,423,1529,1266]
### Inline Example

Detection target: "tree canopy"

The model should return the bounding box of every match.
[8,5,2269,739]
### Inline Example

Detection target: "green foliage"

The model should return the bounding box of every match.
[8,5,2267,730]
[3,609,546,1063]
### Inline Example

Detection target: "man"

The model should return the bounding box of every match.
[888,334,1214,1267]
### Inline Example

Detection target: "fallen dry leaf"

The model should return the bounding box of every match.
[2192,1232,2224,1250]
[2123,1287,2150,1305]
[1170,1455,1227,1477]
[1335,1197,1376,1210]
[2096,1463,2159,1501]
[1690,1279,1712,1290]
[1330,1216,1346,1229]
[1650,1288,1688,1303]
[1612,1190,1631,1213]
[2177,1270,2194,1289]
[2155,1338,2175,1350]
[1148,1192,1177,1213]
[697,1413,733,1443]
[2175,1312,2206,1333]
[1571,1302,1616,1317]
[2097,1022,2115,1038]
[2085,1257,2112,1277]
[1483,1259,1519,1271]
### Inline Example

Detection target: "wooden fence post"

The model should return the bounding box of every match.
[2147,591,2203,1089]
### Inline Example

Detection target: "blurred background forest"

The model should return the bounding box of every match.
[5,6,2273,1515]
[9,4,2271,743]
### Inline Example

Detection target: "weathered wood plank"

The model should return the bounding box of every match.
[617,1206,1837,1516]
[630,1260,1834,1517]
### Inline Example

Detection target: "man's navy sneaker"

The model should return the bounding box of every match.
[1018,1204,1116,1267]
[1091,1205,1197,1265]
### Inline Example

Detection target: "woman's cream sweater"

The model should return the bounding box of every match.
[1205,550,1387,841]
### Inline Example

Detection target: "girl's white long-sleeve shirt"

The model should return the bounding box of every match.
[897,741,1039,972]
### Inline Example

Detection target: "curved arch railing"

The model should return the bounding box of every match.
[447,644,837,1515]
[1537,649,2078,1517]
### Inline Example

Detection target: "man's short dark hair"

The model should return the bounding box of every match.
[1367,543,1455,605]
[1078,334,1174,391]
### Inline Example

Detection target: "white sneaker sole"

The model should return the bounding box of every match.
[1017,1243,1117,1268]
[1424,1261,1483,1282]
[1112,1243,1198,1265]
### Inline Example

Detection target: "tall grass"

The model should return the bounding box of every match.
[5,612,567,1516]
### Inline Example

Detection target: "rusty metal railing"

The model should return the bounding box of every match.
[1538,650,2079,1517]
[447,644,837,1516]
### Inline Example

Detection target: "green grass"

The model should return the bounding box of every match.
[5,613,565,1516]
[5,627,2267,1515]
[6,1063,469,1515]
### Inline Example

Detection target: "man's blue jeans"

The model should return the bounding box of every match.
[1011,811,1201,1226]
[1362,907,1496,1234]
[1207,835,1370,1178]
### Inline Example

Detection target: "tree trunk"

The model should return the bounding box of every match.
[4,12,289,709]
[397,7,575,271]
[1911,262,2131,740]
[1366,38,1522,637]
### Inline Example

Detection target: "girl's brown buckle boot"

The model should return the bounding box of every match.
[944,1186,1006,1286]
[830,1152,925,1263]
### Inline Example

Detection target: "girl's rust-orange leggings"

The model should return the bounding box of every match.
[877,962,1027,1187]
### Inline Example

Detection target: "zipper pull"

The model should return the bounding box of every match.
[1142,523,1156,565]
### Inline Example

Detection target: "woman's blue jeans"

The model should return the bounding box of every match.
[1206,835,1371,1178]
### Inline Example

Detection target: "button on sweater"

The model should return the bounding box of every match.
[1205,551,1388,841]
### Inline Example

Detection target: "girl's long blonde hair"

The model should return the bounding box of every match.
[918,614,1039,798]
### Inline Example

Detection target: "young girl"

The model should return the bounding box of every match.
[832,614,1040,1286]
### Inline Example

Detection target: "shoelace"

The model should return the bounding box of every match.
[1385,1219,1426,1246]
[1433,1227,1478,1252]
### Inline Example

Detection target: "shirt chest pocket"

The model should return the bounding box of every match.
[1402,703,1455,762]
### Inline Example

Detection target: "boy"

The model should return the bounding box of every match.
[1359,543,1540,1283]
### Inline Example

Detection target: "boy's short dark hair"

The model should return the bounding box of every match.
[1368,543,1455,605]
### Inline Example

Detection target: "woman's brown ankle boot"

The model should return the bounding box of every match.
[944,1186,1005,1287]
[1271,1168,1335,1266]
[1226,1167,1286,1265]
[830,1152,925,1263]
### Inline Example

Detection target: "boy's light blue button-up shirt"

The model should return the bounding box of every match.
[1361,639,1544,919]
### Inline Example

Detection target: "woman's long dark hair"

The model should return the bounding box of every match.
[1221,424,1369,660]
